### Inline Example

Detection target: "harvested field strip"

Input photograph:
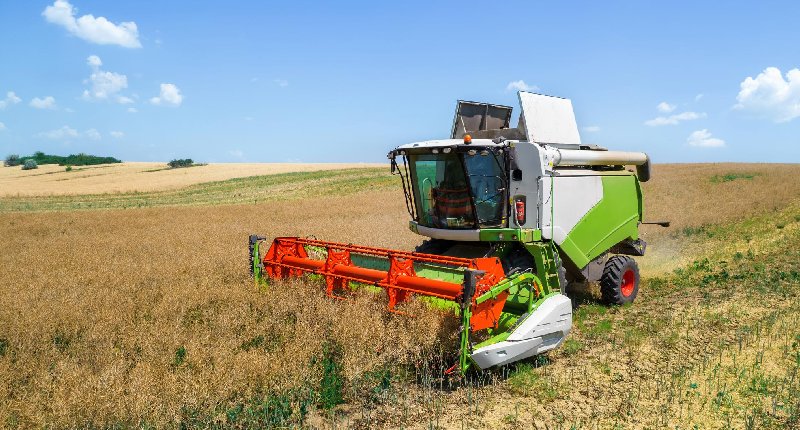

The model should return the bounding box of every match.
[377,204,800,429]
[0,167,394,212]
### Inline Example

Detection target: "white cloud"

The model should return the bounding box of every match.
[273,79,288,87]
[0,122,6,131]
[644,111,706,126]
[695,93,704,101]
[30,96,58,109]
[82,55,128,102]
[36,125,102,140]
[37,125,80,140]
[127,107,138,113]
[583,126,600,133]
[734,66,800,123]
[687,129,725,147]
[87,54,102,68]
[656,102,676,113]
[110,131,124,138]
[150,83,183,106]
[84,128,101,140]
[42,0,141,48]
[117,96,134,104]
[0,91,22,109]
[506,80,538,92]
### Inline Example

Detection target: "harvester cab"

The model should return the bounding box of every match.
[250,91,652,373]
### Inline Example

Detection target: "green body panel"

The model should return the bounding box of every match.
[557,175,642,268]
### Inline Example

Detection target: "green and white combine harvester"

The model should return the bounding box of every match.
[250,91,662,373]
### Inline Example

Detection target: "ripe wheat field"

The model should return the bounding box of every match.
[0,162,381,197]
[1,163,799,429]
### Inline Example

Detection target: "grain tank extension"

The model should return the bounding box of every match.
[250,91,656,373]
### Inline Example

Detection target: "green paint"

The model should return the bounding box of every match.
[252,240,263,284]
[558,175,642,268]
[523,242,562,295]
[459,304,472,373]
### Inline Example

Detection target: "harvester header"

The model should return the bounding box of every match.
[250,91,656,373]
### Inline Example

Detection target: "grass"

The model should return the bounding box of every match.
[1,163,800,428]
[710,172,761,183]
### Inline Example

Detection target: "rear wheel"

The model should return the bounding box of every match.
[600,255,640,305]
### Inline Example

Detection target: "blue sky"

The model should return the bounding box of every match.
[1,1,799,163]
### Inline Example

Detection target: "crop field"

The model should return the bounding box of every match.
[0,162,382,197]
[1,163,799,429]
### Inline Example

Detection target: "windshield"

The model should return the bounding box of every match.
[464,150,506,226]
[408,149,506,229]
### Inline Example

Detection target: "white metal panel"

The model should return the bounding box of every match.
[518,92,582,146]
[540,175,603,244]
[470,294,572,369]
[410,222,480,241]
[509,141,546,229]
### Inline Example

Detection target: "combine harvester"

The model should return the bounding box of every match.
[250,91,661,373]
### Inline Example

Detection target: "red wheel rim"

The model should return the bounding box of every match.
[621,269,635,297]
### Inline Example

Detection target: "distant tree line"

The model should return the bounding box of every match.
[4,151,122,167]
[168,158,195,168]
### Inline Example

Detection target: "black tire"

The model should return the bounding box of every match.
[600,255,640,305]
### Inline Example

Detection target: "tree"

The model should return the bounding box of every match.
[22,159,38,170]
[4,154,20,167]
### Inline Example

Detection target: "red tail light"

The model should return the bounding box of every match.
[515,199,526,224]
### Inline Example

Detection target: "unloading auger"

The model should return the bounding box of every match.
[250,92,661,373]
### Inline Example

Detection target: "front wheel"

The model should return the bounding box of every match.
[600,255,640,305]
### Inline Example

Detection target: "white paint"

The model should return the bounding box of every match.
[540,176,603,244]
[471,294,572,369]
[411,222,480,242]
[518,92,582,145]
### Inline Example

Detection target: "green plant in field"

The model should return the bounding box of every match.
[562,338,584,355]
[507,362,559,400]
[710,172,759,183]
[52,331,71,353]
[21,159,38,170]
[623,326,645,348]
[586,319,613,338]
[0,337,8,356]
[172,346,187,368]
[65,165,72,172]
[318,342,343,409]
[573,303,607,330]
